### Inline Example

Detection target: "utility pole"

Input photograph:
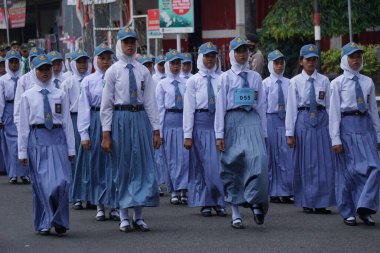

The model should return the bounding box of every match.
[3,0,9,44]
[347,0,353,42]
[313,0,321,71]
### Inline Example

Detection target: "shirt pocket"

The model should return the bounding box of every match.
[49,97,63,116]
[315,85,326,102]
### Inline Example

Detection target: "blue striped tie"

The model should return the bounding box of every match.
[308,77,317,126]
[352,75,366,113]
[54,79,60,89]
[127,64,138,106]
[207,75,215,113]
[40,89,53,130]
[11,77,19,98]
[277,79,285,119]
[172,80,183,109]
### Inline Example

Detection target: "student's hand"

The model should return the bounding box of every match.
[68,156,76,161]
[101,131,112,153]
[81,140,91,150]
[216,139,225,152]
[184,138,192,150]
[332,145,343,154]
[19,159,28,166]
[287,136,296,148]
[153,130,161,149]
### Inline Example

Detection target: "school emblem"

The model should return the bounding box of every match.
[275,50,280,55]
[125,27,130,32]
[33,48,38,53]
[160,55,164,59]
[310,112,316,118]
[39,55,46,61]
[176,95,182,102]
[209,96,215,104]
[46,112,52,121]
[131,90,137,98]
[357,96,363,104]
[207,43,212,48]
[11,51,15,55]
[143,55,147,59]
[101,43,107,49]
[237,37,242,43]
[172,51,177,55]
[309,46,314,51]
[55,104,62,114]
[318,91,325,100]
[279,105,285,111]
[351,42,357,48]
[52,51,57,56]
[78,49,82,54]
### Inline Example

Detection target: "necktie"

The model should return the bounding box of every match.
[352,75,366,113]
[308,77,317,126]
[277,79,285,119]
[40,89,53,130]
[127,64,138,106]
[184,75,189,79]
[54,79,60,89]
[172,80,183,109]
[207,75,215,113]
[161,76,166,80]
[238,72,252,111]
[11,77,19,98]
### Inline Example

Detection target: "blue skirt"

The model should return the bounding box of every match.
[2,103,28,177]
[335,115,380,218]
[154,144,166,185]
[111,110,159,209]
[267,113,294,197]
[72,111,114,206]
[69,113,80,202]
[220,110,268,211]
[188,112,225,207]
[0,128,6,173]
[293,110,336,208]
[162,112,189,193]
[28,128,70,231]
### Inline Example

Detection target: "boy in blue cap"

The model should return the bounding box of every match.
[329,42,380,226]
[180,52,193,79]
[215,36,268,229]
[285,44,335,214]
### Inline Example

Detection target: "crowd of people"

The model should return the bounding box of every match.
[0,27,379,236]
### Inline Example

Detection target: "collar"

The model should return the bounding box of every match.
[301,70,317,80]
[343,70,359,80]
[31,83,53,93]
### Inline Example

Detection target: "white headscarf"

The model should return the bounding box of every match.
[268,59,286,80]
[196,53,217,77]
[215,55,223,75]
[164,60,180,80]
[5,58,22,78]
[229,49,249,75]
[93,55,112,75]
[53,61,65,80]
[181,61,192,76]
[30,67,53,89]
[116,40,135,65]
[65,58,72,73]
[70,57,92,80]
[340,54,363,77]
[154,62,166,78]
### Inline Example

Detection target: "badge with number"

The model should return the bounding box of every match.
[233,88,254,106]
[318,91,325,100]
[55,104,62,114]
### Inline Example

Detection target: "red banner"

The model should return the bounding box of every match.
[148,9,160,31]
[9,1,26,29]
[0,8,6,29]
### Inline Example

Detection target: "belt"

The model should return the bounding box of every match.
[227,107,253,112]
[298,105,325,111]
[91,106,100,111]
[31,124,62,129]
[70,112,78,115]
[6,100,14,104]
[195,109,210,113]
[341,110,368,117]
[114,104,145,112]
[166,108,183,113]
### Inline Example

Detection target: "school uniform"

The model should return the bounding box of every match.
[152,55,166,84]
[285,45,335,210]
[329,43,380,225]
[183,43,225,212]
[47,51,66,90]
[0,56,6,175]
[263,50,293,200]
[156,50,189,199]
[18,56,75,233]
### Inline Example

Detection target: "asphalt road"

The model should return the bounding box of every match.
[1,176,380,253]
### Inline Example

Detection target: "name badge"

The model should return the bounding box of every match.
[234,88,255,106]
[367,94,370,103]
[141,81,145,91]
[318,91,325,100]
[55,104,62,114]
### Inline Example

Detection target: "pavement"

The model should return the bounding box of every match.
[0,176,380,253]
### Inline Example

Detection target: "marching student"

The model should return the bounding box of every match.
[285,44,335,214]
[18,54,75,235]
[183,42,225,217]
[215,36,268,229]
[156,49,189,205]
[0,56,5,175]
[180,52,193,80]
[152,55,166,84]
[329,42,380,226]
[62,52,73,80]
[61,49,92,210]
[100,27,161,232]
[47,50,65,89]
[138,54,154,74]
[0,49,30,184]
[263,50,293,204]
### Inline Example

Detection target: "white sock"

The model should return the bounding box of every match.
[346,216,355,221]
[133,206,143,221]
[231,205,241,221]
[120,208,129,221]
[252,204,263,215]
[171,192,178,198]
[97,204,104,212]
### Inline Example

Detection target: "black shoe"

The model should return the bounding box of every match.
[180,195,188,205]
[72,201,83,210]
[132,219,150,232]
[170,196,180,205]
[252,206,265,225]
[231,218,244,229]
[343,218,357,226]
[119,219,133,232]
[96,210,106,221]
[9,177,17,184]
[200,207,212,217]
[213,206,227,217]
[270,197,281,203]
[359,215,376,226]
[54,225,67,234]
[38,229,50,235]
[281,196,294,204]
[303,207,314,214]
[314,208,332,214]
[20,176,31,184]
[159,191,165,197]
[109,209,120,221]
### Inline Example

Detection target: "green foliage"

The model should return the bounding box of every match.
[362,45,380,77]
[321,48,341,74]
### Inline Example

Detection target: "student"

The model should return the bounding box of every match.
[61,49,92,210]
[215,36,268,229]
[100,27,161,232]
[180,52,193,79]
[18,54,75,235]
[183,42,225,217]
[156,49,189,205]
[263,50,293,204]
[20,44,30,75]
[47,51,65,89]
[74,43,120,222]
[152,55,166,84]
[329,42,380,226]
[138,54,154,74]
[0,56,6,175]
[285,44,335,214]
[0,49,30,184]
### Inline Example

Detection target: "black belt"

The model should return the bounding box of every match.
[31,124,62,129]
[341,110,368,117]
[298,105,325,111]
[195,109,210,113]
[91,106,100,111]
[6,100,14,104]
[70,112,78,115]
[114,104,145,112]
[166,108,183,113]
[227,107,253,112]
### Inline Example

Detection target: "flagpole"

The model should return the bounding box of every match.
[91,0,96,48]
[3,0,9,44]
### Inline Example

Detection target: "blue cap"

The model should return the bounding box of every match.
[117,27,137,41]
[155,55,165,64]
[138,54,153,65]
[0,56,5,63]
[230,36,249,51]
[149,54,156,62]
[32,54,52,69]
[47,50,63,62]
[268,49,285,61]
[300,44,319,58]
[6,49,21,60]
[342,42,364,56]
[181,52,193,63]
[29,47,45,58]
[71,49,90,61]
[199,42,218,55]
[94,42,114,56]
[65,52,72,60]
[165,50,182,62]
